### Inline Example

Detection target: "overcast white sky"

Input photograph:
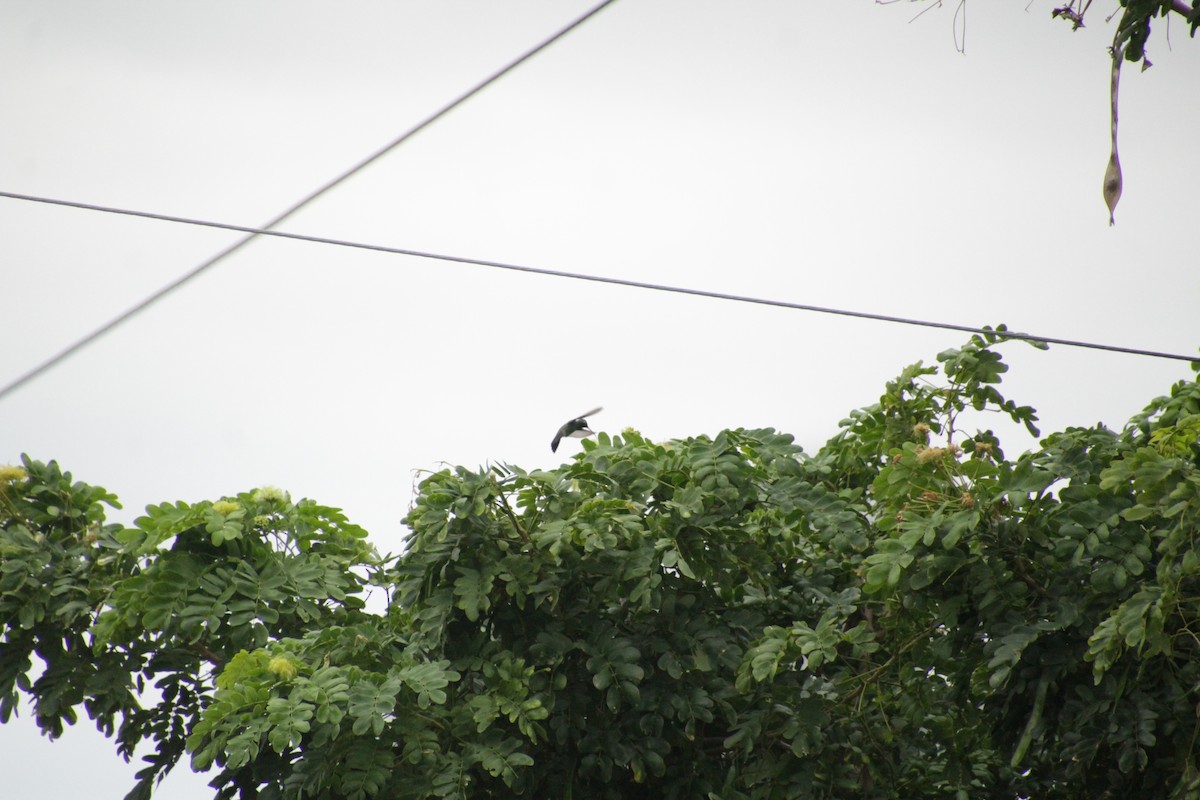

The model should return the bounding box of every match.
[2,1,1198,797]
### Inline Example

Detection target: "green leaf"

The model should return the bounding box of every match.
[348,677,401,737]
[397,661,459,709]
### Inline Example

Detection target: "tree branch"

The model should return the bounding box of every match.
[189,642,225,667]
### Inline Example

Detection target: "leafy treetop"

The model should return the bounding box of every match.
[3,329,1200,799]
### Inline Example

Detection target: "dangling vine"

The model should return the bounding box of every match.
[1058,0,1200,224]
[895,0,1200,223]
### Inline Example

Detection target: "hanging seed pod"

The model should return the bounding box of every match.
[1103,43,1123,226]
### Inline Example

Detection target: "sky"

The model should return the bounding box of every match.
[2,1,1198,797]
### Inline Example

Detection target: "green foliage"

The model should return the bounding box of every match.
[1109,0,1200,63]
[4,331,1200,799]
[0,468,382,799]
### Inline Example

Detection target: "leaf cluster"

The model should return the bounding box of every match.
[0,469,383,800]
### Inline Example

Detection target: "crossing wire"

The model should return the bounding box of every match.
[2,190,1197,384]
[0,0,621,402]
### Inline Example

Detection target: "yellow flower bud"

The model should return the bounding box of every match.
[267,655,298,681]
[0,465,28,484]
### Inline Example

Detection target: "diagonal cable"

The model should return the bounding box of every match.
[2,191,1197,368]
[0,0,620,402]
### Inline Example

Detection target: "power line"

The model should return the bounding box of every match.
[0,0,621,402]
[2,190,1197,377]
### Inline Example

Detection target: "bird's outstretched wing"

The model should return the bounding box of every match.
[550,407,603,452]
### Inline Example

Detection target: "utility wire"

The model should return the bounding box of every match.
[0,0,621,402]
[2,190,1197,378]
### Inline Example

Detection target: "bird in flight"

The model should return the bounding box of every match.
[551,407,602,452]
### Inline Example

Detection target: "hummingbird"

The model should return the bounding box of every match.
[551,407,602,452]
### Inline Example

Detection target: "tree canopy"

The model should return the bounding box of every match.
[3,330,1200,799]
